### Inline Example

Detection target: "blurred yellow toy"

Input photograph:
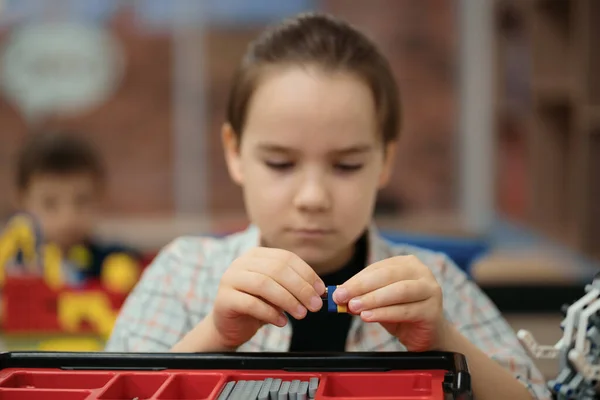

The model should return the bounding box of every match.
[0,212,142,291]
[43,243,64,290]
[101,253,140,294]
[0,213,44,285]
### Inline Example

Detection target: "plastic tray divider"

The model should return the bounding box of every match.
[206,373,230,400]
[149,373,177,400]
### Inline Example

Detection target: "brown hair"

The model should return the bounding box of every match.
[15,131,105,191]
[225,12,401,144]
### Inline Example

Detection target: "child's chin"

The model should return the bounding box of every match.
[265,235,347,267]
[293,247,348,270]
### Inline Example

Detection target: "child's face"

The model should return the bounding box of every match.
[223,66,395,273]
[18,172,100,249]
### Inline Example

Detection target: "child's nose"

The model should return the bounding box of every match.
[293,177,331,212]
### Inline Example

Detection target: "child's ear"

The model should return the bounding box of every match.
[221,123,244,185]
[378,141,397,188]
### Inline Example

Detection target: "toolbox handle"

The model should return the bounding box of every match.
[0,351,468,371]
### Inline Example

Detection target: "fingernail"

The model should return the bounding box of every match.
[310,296,322,311]
[361,310,373,320]
[314,280,326,295]
[333,287,348,303]
[277,315,288,327]
[349,298,362,312]
[296,305,307,318]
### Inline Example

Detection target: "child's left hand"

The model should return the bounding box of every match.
[333,255,450,352]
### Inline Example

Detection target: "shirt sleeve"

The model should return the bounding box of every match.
[104,238,195,352]
[436,254,553,400]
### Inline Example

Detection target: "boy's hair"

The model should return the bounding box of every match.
[226,12,401,144]
[15,131,105,191]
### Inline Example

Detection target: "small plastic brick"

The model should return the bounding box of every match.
[237,381,254,400]
[249,380,263,399]
[217,381,236,399]
[278,381,290,400]
[308,377,319,398]
[269,378,282,400]
[326,286,347,313]
[258,378,273,400]
[229,380,246,400]
[297,381,309,400]
[289,379,300,400]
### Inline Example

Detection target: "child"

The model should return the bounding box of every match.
[9,131,140,286]
[106,13,550,400]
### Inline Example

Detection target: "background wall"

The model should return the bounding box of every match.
[0,0,460,221]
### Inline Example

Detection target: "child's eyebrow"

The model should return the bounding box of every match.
[256,144,294,154]
[255,143,373,155]
[331,145,373,155]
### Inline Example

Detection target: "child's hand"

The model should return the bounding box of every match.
[210,247,325,349]
[333,255,448,352]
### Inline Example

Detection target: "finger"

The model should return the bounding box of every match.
[335,256,423,303]
[347,280,430,314]
[359,300,432,324]
[247,256,323,312]
[229,270,308,319]
[262,297,284,314]
[249,248,326,295]
[228,290,288,327]
[287,253,326,295]
[358,254,420,273]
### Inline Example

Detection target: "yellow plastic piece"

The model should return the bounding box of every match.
[37,337,103,352]
[67,245,93,270]
[0,236,15,285]
[6,215,37,265]
[0,215,40,285]
[58,292,117,339]
[43,243,63,289]
[101,253,140,294]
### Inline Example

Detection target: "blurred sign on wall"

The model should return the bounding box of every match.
[1,22,124,123]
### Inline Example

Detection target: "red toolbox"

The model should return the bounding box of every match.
[0,351,473,399]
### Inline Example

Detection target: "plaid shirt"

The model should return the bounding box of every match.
[106,224,551,399]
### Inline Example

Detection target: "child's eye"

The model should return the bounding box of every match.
[335,163,363,172]
[265,161,294,170]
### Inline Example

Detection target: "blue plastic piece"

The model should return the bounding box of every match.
[327,286,337,312]
[327,286,347,313]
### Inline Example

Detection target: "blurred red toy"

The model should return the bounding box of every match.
[0,213,146,350]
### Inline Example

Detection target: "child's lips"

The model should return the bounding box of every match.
[290,228,334,237]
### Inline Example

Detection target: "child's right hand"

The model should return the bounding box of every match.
[209,247,325,349]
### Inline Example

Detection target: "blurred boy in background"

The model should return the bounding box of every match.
[1,131,140,288]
